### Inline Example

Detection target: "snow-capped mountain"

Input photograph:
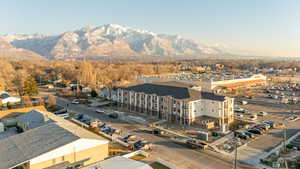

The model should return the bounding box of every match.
[2,24,221,60]
[0,38,44,60]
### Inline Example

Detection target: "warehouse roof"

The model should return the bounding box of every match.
[0,123,80,169]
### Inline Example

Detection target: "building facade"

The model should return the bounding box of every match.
[117,82,234,129]
[202,74,267,91]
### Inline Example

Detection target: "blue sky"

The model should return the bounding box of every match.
[0,0,299,57]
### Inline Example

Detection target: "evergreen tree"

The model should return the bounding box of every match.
[91,90,98,97]
[23,76,38,96]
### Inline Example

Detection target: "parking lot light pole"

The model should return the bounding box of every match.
[234,142,237,169]
[233,137,240,169]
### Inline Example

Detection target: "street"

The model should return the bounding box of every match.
[56,97,256,169]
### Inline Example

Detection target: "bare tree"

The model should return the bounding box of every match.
[37,97,44,106]
[22,96,32,107]
[48,95,56,107]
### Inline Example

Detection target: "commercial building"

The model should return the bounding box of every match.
[0,110,109,169]
[201,74,267,91]
[117,82,234,131]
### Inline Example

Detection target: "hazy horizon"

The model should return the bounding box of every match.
[0,0,299,57]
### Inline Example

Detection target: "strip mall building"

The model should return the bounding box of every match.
[202,74,267,91]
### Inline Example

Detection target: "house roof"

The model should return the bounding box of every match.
[16,110,53,130]
[0,123,80,169]
[123,81,201,101]
[82,156,153,169]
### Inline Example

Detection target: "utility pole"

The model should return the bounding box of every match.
[233,137,240,169]
[234,142,238,169]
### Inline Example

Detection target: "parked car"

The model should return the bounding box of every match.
[54,109,70,119]
[254,123,269,130]
[75,114,91,124]
[258,123,271,129]
[186,139,208,150]
[95,109,105,113]
[263,121,274,128]
[248,129,262,135]
[248,115,257,121]
[235,108,246,113]
[133,140,144,150]
[253,126,267,132]
[235,114,244,119]
[108,113,118,119]
[234,131,249,140]
[101,125,112,134]
[241,100,248,105]
[153,128,165,135]
[244,131,255,138]
[122,135,137,143]
[71,99,80,104]
[257,111,268,116]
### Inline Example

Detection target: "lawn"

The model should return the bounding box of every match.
[150,162,171,169]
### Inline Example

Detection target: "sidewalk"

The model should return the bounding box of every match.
[211,132,234,146]
[231,131,300,168]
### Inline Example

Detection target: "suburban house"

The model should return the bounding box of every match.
[117,82,234,131]
[0,110,109,169]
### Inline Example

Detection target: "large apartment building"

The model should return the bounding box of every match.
[117,82,234,130]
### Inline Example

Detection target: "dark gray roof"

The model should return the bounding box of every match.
[201,91,226,101]
[0,123,80,169]
[123,82,226,102]
[124,81,201,101]
[16,110,53,130]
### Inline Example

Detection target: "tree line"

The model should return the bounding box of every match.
[0,60,178,94]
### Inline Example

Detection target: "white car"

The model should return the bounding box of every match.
[235,114,244,119]
[95,109,105,113]
[71,99,80,104]
[1,96,21,104]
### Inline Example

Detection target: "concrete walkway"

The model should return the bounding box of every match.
[231,131,300,168]
[211,132,234,146]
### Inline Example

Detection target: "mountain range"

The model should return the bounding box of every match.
[1,24,227,60]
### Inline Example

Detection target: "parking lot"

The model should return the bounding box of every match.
[225,86,300,166]
[55,96,255,169]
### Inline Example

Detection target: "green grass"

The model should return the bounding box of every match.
[150,162,171,169]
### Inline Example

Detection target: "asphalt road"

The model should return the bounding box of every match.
[56,97,256,169]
